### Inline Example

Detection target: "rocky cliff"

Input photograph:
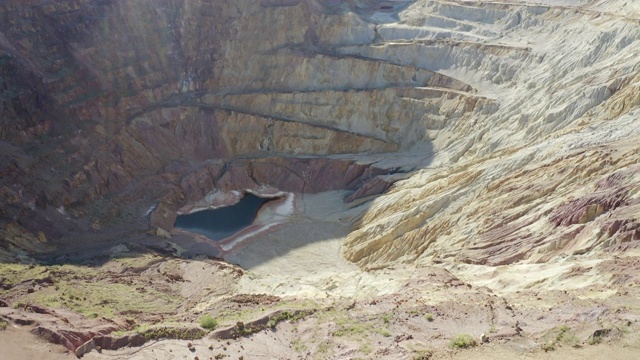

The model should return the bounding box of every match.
[1,0,639,270]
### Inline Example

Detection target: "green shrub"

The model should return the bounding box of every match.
[542,325,579,351]
[267,310,307,328]
[0,320,8,331]
[449,334,477,349]
[412,350,433,360]
[425,313,434,322]
[140,326,207,340]
[200,314,218,330]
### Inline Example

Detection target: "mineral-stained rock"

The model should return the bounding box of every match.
[4,0,480,244]
[0,0,639,272]
[75,333,147,357]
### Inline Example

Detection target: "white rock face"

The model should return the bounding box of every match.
[334,0,640,269]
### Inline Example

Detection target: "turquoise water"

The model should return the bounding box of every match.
[174,194,271,240]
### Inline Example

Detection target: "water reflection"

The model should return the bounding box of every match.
[174,194,272,240]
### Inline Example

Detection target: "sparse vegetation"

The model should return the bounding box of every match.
[200,314,218,330]
[233,321,260,337]
[542,325,580,351]
[138,325,207,341]
[267,310,307,328]
[315,341,332,360]
[426,313,434,322]
[382,313,392,324]
[412,350,433,360]
[541,341,555,352]
[333,323,368,337]
[588,335,602,346]
[375,328,392,337]
[0,258,178,320]
[0,320,8,331]
[449,334,477,349]
[292,338,308,352]
[360,341,372,354]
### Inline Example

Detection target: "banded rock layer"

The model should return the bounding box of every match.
[0,0,638,268]
[341,0,640,268]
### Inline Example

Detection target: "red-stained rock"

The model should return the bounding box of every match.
[95,333,147,349]
[31,323,121,353]
[345,175,394,202]
[75,334,147,357]
[551,191,628,227]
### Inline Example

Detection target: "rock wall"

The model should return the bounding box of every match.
[340,0,640,268]
[1,0,639,268]
[1,0,478,255]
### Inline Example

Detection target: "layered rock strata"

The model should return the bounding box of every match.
[0,0,638,271]
[0,0,485,259]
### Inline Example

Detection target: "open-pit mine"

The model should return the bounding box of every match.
[1,0,640,359]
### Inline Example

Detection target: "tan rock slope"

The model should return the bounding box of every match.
[340,0,640,269]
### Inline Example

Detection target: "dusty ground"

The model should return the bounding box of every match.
[0,326,76,360]
[2,191,640,359]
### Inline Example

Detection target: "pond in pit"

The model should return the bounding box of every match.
[174,194,273,240]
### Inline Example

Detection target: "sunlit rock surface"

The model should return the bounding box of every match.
[340,0,640,268]
[0,0,639,270]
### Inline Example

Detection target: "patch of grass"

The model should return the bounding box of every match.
[138,325,207,341]
[426,313,434,322]
[360,341,372,355]
[267,310,308,329]
[233,321,261,337]
[412,350,433,360]
[542,325,580,351]
[0,320,8,331]
[26,280,177,318]
[489,325,497,334]
[215,307,263,326]
[449,334,477,349]
[541,341,556,352]
[316,307,373,339]
[375,328,392,337]
[292,338,308,352]
[333,323,368,337]
[588,335,601,346]
[0,259,178,320]
[314,341,332,360]
[199,314,218,330]
[382,313,392,324]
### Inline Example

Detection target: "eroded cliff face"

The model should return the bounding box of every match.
[0,0,467,258]
[0,0,639,270]
[340,0,640,268]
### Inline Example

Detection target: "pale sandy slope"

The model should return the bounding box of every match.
[0,326,76,360]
